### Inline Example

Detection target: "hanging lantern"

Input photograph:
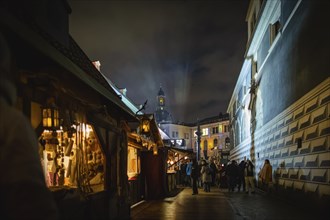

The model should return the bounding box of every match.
[41,100,60,130]
[141,118,150,134]
[153,144,158,156]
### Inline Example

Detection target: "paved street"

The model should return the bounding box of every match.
[131,187,327,220]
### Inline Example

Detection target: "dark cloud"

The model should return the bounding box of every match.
[68,0,249,123]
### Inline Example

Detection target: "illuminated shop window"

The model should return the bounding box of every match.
[40,123,105,193]
[127,147,139,180]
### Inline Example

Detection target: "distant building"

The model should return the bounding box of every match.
[154,86,173,124]
[159,113,230,164]
[190,114,230,164]
[227,0,330,200]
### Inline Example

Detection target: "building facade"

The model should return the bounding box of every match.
[191,115,230,164]
[227,0,330,202]
[159,114,230,165]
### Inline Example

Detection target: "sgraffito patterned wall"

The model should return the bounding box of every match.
[232,78,329,198]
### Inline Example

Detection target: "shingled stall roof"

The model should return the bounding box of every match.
[0,8,138,122]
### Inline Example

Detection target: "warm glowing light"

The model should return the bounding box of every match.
[141,119,150,133]
[153,144,158,155]
[41,105,60,130]
[202,128,209,136]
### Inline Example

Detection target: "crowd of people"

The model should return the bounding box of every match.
[179,157,273,195]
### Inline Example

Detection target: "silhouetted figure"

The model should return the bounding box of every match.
[219,164,227,188]
[237,160,246,192]
[180,161,188,186]
[226,160,239,192]
[190,158,199,195]
[209,160,217,186]
[0,32,58,219]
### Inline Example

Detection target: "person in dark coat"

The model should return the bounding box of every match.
[226,160,239,192]
[190,158,199,195]
[209,160,217,186]
[219,164,227,188]
[180,162,188,186]
[237,160,246,192]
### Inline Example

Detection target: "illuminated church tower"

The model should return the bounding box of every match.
[155,86,172,124]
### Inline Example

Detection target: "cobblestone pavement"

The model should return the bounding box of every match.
[131,186,327,220]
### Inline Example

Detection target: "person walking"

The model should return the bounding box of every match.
[244,159,256,194]
[0,32,59,220]
[200,160,212,192]
[259,159,273,194]
[190,158,199,195]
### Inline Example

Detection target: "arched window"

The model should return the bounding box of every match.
[235,122,240,146]
[225,137,230,149]
[203,140,208,151]
[213,139,218,148]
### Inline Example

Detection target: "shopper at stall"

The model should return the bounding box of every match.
[0,32,59,219]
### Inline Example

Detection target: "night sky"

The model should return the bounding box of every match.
[68,0,249,123]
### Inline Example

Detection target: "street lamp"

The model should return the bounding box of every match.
[195,122,202,161]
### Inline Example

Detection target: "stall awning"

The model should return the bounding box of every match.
[167,146,194,156]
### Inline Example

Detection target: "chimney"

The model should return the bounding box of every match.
[92,60,101,71]
[119,88,127,96]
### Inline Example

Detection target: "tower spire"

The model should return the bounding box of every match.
[155,85,172,123]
